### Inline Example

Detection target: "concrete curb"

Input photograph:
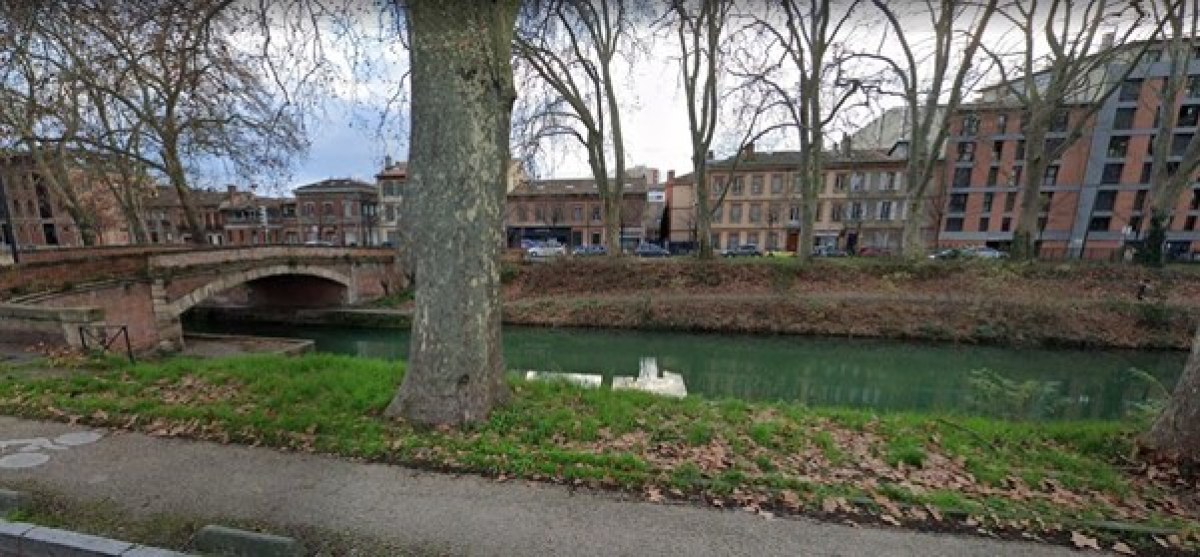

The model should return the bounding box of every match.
[0,520,190,556]
[193,525,304,557]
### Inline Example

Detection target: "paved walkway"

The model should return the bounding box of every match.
[0,417,1096,557]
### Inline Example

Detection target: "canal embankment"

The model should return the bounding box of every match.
[196,259,1200,350]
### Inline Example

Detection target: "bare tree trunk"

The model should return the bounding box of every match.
[385,0,517,426]
[603,190,621,253]
[1144,326,1200,464]
[695,163,713,259]
[1012,123,1047,261]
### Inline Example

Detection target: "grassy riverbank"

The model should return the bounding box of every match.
[1,354,1196,552]
[502,259,1200,349]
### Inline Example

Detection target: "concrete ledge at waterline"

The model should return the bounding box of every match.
[192,525,303,557]
[0,520,191,556]
[0,488,30,515]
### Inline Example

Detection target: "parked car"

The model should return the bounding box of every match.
[811,245,848,258]
[724,244,763,257]
[857,246,892,257]
[966,246,1009,259]
[520,238,539,250]
[303,240,334,247]
[572,245,607,257]
[634,243,671,258]
[928,248,968,260]
[526,241,567,259]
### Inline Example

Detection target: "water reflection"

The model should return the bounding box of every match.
[186,320,1184,420]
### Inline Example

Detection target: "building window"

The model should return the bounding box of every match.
[979,217,990,231]
[767,231,779,249]
[751,175,764,195]
[729,204,743,223]
[1040,192,1054,213]
[1045,138,1065,159]
[1012,165,1023,187]
[731,177,744,196]
[1094,190,1117,212]
[1005,192,1016,212]
[1015,140,1026,160]
[572,205,582,222]
[1101,163,1124,184]
[1191,188,1200,210]
[1179,104,1200,127]
[516,205,527,221]
[1114,107,1136,130]
[770,175,783,194]
[850,172,866,192]
[1119,79,1142,102]
[949,194,968,213]
[591,206,601,222]
[712,205,723,222]
[344,202,355,218]
[957,141,976,162]
[1129,215,1143,231]
[1107,136,1129,158]
[834,174,848,192]
[1043,165,1059,186]
[1141,162,1153,183]
[986,167,999,186]
[953,167,972,188]
[789,205,800,221]
[323,203,334,216]
[983,193,994,212]
[1133,189,1148,211]
[1188,75,1200,98]
[960,114,980,136]
[1001,217,1012,232]
[995,114,1008,134]
[849,202,865,220]
[534,206,545,222]
[829,203,843,222]
[1187,215,1198,230]
[749,204,762,223]
[991,141,1003,160]
[879,201,893,221]
[945,217,964,232]
[1049,110,1069,132]
[748,232,761,247]
[727,232,741,249]
[1172,133,1194,156]
[1088,216,1111,231]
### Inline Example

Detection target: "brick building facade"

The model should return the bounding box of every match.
[505,176,649,250]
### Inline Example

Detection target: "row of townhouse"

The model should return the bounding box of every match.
[665,142,920,254]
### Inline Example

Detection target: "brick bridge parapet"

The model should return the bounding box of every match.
[0,246,404,353]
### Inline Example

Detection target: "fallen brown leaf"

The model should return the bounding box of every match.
[1070,531,1100,551]
[1112,541,1135,555]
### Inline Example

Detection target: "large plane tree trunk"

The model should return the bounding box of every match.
[384,0,518,426]
[1143,326,1200,465]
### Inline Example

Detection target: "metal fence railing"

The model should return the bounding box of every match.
[79,325,135,364]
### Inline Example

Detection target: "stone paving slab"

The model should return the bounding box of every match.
[0,417,1109,557]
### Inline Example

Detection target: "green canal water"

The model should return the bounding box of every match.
[186,320,1185,421]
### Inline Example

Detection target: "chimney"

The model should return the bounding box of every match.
[741,142,755,158]
[226,184,237,195]
[841,134,853,156]
[384,155,393,168]
[1100,32,1114,50]
[667,170,675,181]
[706,150,715,161]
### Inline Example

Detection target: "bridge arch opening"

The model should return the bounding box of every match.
[169,265,356,318]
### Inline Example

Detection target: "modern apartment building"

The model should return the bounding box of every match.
[941,40,1200,260]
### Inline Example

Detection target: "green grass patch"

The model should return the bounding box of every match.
[0,353,1194,542]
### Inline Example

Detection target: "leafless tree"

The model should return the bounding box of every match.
[1140,0,1199,265]
[853,0,1000,258]
[981,0,1161,260]
[738,0,870,261]
[14,1,306,245]
[513,0,641,255]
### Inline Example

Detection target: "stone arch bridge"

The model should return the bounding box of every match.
[0,246,405,352]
